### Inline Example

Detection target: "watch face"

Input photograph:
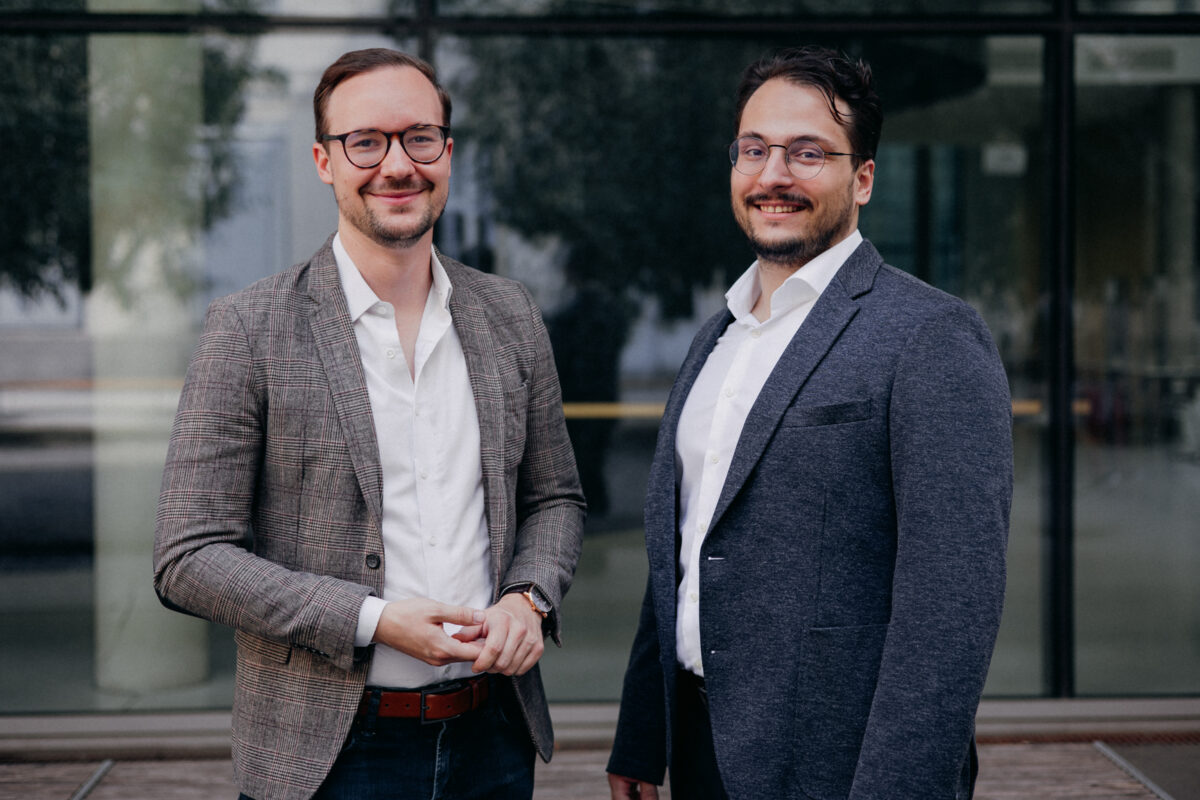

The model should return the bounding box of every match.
[524,589,551,615]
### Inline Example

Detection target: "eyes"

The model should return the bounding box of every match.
[734,137,826,164]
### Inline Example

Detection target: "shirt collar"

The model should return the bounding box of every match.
[332,233,452,321]
[725,229,863,322]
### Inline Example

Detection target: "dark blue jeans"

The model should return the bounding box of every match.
[238,679,535,800]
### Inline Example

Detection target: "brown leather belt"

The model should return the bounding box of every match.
[358,676,490,724]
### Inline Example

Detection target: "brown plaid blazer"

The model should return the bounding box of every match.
[153,236,585,800]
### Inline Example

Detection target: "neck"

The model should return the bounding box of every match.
[338,224,434,308]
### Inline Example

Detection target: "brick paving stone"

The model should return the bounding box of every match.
[0,743,1162,800]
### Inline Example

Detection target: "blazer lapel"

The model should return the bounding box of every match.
[645,310,732,587]
[708,241,883,531]
[306,239,384,527]
[442,261,508,560]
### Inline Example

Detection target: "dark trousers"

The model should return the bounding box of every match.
[670,670,729,800]
[238,680,534,800]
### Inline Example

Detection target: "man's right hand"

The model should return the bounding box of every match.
[372,598,486,666]
[608,773,659,799]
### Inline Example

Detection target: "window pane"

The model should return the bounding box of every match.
[439,34,1049,700]
[1,0,413,14]
[1074,34,1200,694]
[1080,0,1200,12]
[0,30,414,713]
[439,0,1051,15]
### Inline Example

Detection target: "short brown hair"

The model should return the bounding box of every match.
[312,48,452,140]
[735,46,882,163]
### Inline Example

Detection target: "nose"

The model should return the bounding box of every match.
[758,146,795,187]
[378,134,417,178]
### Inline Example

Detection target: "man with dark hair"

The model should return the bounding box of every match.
[154,48,584,800]
[607,46,1011,800]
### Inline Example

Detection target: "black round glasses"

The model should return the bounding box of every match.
[320,124,450,169]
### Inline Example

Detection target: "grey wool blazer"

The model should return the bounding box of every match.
[608,240,1012,800]
[154,237,585,800]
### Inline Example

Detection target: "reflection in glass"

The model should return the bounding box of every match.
[444,34,1048,699]
[1079,0,1200,12]
[1073,35,1200,694]
[0,31,413,713]
[440,0,1051,16]
[1,0,411,13]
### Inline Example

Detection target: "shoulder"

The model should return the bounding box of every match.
[440,252,534,308]
[859,260,988,334]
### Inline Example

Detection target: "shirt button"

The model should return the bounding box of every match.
[724,387,735,398]
[386,348,396,359]
[698,521,708,534]
[428,537,438,547]
[688,592,699,603]
[750,329,762,339]
[709,454,719,464]
[420,469,429,480]
[365,554,381,569]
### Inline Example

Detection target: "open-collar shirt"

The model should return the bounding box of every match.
[674,230,863,676]
[335,234,491,689]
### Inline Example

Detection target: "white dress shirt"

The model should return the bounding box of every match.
[674,230,863,676]
[334,234,493,688]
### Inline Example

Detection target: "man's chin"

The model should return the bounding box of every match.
[750,236,817,268]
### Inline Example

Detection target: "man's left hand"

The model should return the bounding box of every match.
[453,593,545,676]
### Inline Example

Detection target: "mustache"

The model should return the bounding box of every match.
[363,177,435,194]
[745,192,813,209]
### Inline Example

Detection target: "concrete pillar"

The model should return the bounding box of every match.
[87,28,209,693]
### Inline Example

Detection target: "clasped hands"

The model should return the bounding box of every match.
[372,594,544,676]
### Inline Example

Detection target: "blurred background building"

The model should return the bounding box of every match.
[1,0,1198,724]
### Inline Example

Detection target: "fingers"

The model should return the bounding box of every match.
[432,603,486,627]
[607,773,658,799]
[451,624,485,643]
[472,594,546,676]
[373,598,486,666]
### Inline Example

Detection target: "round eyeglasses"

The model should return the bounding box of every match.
[729,136,866,180]
[320,124,450,169]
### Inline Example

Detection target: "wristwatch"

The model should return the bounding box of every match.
[507,583,551,619]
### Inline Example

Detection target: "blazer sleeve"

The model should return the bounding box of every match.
[498,285,586,644]
[607,575,669,785]
[849,303,1013,799]
[152,297,371,672]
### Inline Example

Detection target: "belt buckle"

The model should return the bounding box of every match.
[419,679,467,725]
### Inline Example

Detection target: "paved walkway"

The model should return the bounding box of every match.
[0,742,1168,800]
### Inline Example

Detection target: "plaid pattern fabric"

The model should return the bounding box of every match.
[154,237,584,800]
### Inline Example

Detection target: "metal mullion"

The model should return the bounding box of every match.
[1042,3,1077,700]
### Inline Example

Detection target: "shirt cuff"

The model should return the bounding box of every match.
[355,595,388,648]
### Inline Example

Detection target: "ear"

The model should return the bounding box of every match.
[313,140,334,186]
[854,159,875,207]
[444,137,453,177]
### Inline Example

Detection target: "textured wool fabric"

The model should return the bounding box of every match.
[609,239,1011,800]
[154,236,584,800]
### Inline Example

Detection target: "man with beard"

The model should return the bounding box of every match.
[607,46,1012,800]
[154,49,584,800]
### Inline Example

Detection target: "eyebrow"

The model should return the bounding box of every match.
[740,130,842,149]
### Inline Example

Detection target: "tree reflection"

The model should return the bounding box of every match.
[0,23,269,308]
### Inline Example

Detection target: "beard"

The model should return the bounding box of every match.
[342,177,446,249]
[735,184,857,270]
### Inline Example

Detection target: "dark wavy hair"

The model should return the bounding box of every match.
[734,46,882,164]
[313,48,452,140]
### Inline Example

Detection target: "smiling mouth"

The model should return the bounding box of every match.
[749,195,811,215]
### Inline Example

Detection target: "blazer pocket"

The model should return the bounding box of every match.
[780,399,871,428]
[791,623,888,799]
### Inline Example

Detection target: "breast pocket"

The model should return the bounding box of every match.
[780,398,872,428]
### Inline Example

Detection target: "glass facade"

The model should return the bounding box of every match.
[1,4,1198,716]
